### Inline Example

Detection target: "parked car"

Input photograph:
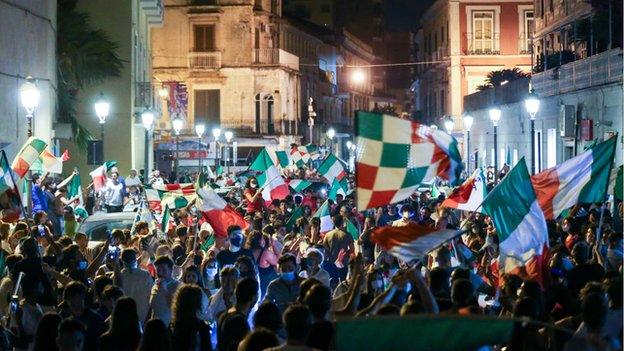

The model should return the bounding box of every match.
[77,211,136,248]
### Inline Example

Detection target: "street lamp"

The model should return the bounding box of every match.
[307,97,316,144]
[462,113,474,172]
[489,106,502,182]
[172,116,184,178]
[212,128,221,173]
[224,131,234,174]
[443,116,455,135]
[326,128,336,155]
[524,91,540,174]
[346,140,356,172]
[94,93,110,142]
[195,124,205,173]
[20,77,40,216]
[351,69,365,84]
[141,110,154,180]
[20,77,40,138]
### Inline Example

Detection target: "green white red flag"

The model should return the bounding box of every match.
[318,154,346,184]
[328,177,348,201]
[196,187,248,238]
[370,221,458,262]
[31,149,69,174]
[0,150,24,221]
[482,158,548,285]
[250,148,289,201]
[530,136,617,220]
[11,137,47,178]
[355,112,463,210]
[89,161,117,192]
[441,168,487,213]
[288,179,313,193]
[313,199,334,233]
[145,183,196,212]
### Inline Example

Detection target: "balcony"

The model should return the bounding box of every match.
[463,32,500,55]
[253,48,299,71]
[518,34,532,55]
[188,51,221,70]
[532,48,623,97]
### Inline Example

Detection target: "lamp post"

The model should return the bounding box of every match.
[462,113,474,172]
[524,91,540,174]
[172,116,184,178]
[212,128,221,173]
[224,131,233,174]
[326,128,336,156]
[443,115,455,135]
[94,93,110,159]
[20,77,40,216]
[489,107,502,182]
[346,140,356,172]
[307,97,316,144]
[141,110,154,181]
[195,124,205,173]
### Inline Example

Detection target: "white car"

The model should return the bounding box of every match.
[77,211,136,249]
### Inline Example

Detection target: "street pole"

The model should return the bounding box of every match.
[466,129,471,173]
[26,112,34,216]
[493,125,498,183]
[100,123,105,161]
[530,119,536,174]
[215,140,219,173]
[175,134,179,178]
[144,129,150,179]
[198,136,202,173]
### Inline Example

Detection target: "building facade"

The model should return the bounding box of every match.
[412,0,533,129]
[63,0,163,182]
[151,0,301,173]
[0,0,57,160]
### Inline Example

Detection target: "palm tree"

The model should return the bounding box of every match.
[485,68,529,87]
[57,0,123,150]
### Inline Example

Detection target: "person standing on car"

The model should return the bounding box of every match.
[101,172,125,213]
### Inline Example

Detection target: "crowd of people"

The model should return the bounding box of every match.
[0,160,621,351]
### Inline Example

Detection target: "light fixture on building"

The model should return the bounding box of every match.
[524,91,540,174]
[195,124,205,138]
[444,116,455,134]
[172,116,184,135]
[488,107,502,127]
[224,130,233,143]
[462,113,474,172]
[326,128,336,140]
[94,93,110,125]
[212,128,222,140]
[141,110,155,130]
[158,86,169,98]
[351,69,366,84]
[19,76,40,137]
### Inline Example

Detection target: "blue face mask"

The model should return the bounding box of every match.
[281,271,295,281]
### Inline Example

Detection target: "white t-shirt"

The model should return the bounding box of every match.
[102,180,124,206]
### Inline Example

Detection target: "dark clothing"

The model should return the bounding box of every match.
[13,257,56,306]
[105,204,123,213]
[359,229,375,263]
[306,320,334,351]
[378,212,400,227]
[217,309,249,351]
[567,263,605,295]
[100,332,140,351]
[75,308,107,351]
[264,277,303,315]
[31,184,47,214]
[216,249,253,270]
[171,319,212,351]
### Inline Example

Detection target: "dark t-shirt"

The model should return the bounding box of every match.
[76,309,107,351]
[217,309,249,351]
[216,249,253,270]
[567,263,605,294]
[306,320,334,351]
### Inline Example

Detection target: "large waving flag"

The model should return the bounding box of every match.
[530,136,617,220]
[250,148,289,201]
[30,149,69,174]
[482,158,548,285]
[57,171,83,206]
[318,154,347,184]
[196,187,248,238]
[313,199,334,233]
[371,222,458,262]
[11,137,47,178]
[288,179,313,193]
[441,168,487,213]
[89,161,117,192]
[355,112,463,210]
[145,183,196,212]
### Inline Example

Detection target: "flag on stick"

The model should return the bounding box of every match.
[441,168,487,213]
[0,150,24,221]
[89,161,117,192]
[250,149,289,201]
[355,111,463,211]
[313,200,334,233]
[11,137,47,178]
[196,187,248,238]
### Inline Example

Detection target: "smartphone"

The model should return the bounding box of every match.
[107,245,119,260]
[37,225,46,237]
[9,296,18,314]
[77,260,88,271]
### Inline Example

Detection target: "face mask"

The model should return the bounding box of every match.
[372,280,383,289]
[250,183,258,189]
[402,212,411,219]
[561,257,574,271]
[205,267,218,278]
[229,235,243,251]
[281,271,295,281]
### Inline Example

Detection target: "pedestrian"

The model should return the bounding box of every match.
[32,312,62,351]
[264,253,303,314]
[138,319,172,351]
[99,297,142,351]
[170,284,212,351]
[55,318,85,351]
[322,215,353,282]
[265,304,314,351]
[149,255,180,326]
[244,177,264,214]
[113,248,155,323]
[101,172,124,213]
[217,278,259,351]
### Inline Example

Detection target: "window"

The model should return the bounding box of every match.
[523,11,534,53]
[440,90,445,115]
[472,11,494,52]
[194,25,215,52]
[194,90,220,127]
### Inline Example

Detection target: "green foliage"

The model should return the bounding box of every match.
[485,68,529,87]
[57,0,123,150]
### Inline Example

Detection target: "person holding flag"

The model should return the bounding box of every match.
[243,177,264,214]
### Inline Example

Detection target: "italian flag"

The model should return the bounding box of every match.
[30,149,69,174]
[370,221,458,262]
[145,183,196,212]
[89,161,117,192]
[285,206,304,231]
[57,171,83,206]
[441,168,487,213]
[328,177,348,201]
[318,154,346,184]
[196,187,248,238]
[482,158,548,285]
[313,199,334,233]
[531,136,617,220]
[11,137,47,178]
[288,179,313,193]
[346,219,359,240]
[0,150,23,221]
[250,148,289,201]
[275,150,291,168]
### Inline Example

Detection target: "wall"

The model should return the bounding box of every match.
[0,0,57,159]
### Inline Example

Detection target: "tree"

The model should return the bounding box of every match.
[485,68,529,87]
[57,0,123,150]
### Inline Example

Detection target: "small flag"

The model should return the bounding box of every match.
[355,111,463,211]
[285,206,304,231]
[196,187,248,238]
[483,158,548,285]
[346,219,359,240]
[89,161,117,192]
[60,172,83,206]
[313,199,334,233]
[160,204,172,232]
[200,234,215,252]
[530,136,617,220]
[430,182,440,198]
[328,177,348,201]
[441,168,487,213]
[11,137,47,178]
[31,149,64,174]
[250,148,289,202]
[318,154,346,184]
[0,150,24,221]
[289,179,313,193]
[370,221,459,262]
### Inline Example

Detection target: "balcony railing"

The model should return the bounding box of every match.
[253,48,299,70]
[188,51,221,70]
[518,34,533,55]
[532,48,623,97]
[463,32,500,55]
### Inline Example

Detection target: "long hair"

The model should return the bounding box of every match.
[109,296,142,350]
[182,265,206,290]
[32,313,62,351]
[171,284,203,336]
[139,319,172,351]
[246,230,264,251]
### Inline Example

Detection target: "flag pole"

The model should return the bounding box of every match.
[2,151,27,220]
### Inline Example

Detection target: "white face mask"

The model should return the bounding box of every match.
[205,267,218,279]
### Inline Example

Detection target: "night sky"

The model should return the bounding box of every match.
[383,0,435,31]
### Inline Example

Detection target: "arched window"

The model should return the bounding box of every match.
[254,93,275,134]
